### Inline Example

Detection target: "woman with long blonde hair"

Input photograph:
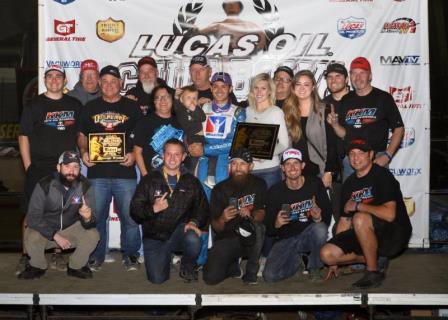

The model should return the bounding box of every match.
[283,70,338,187]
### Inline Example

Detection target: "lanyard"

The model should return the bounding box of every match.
[162,168,180,194]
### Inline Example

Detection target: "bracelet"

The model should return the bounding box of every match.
[355,201,361,212]
[385,151,393,161]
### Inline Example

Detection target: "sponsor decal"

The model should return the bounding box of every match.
[389,167,422,177]
[381,17,417,34]
[337,17,366,39]
[96,17,125,42]
[45,60,81,69]
[388,127,415,149]
[205,115,227,137]
[380,55,420,65]
[44,111,76,130]
[53,0,76,4]
[92,112,129,131]
[47,20,85,42]
[389,86,422,109]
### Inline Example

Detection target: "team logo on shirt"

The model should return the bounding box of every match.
[350,187,374,203]
[71,195,81,204]
[290,199,313,222]
[205,115,227,137]
[345,108,378,128]
[44,111,76,130]
[237,194,256,211]
[92,112,129,131]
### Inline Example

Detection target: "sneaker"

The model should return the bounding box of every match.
[18,265,46,280]
[67,264,93,279]
[242,272,258,285]
[309,268,323,283]
[137,255,145,264]
[88,261,102,272]
[15,254,30,275]
[104,253,116,264]
[171,254,181,265]
[257,256,267,278]
[227,260,243,278]
[351,271,385,289]
[179,267,198,283]
[49,253,67,271]
[123,256,139,271]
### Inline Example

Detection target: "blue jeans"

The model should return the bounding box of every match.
[263,222,327,282]
[252,166,282,189]
[90,178,140,263]
[197,154,229,200]
[143,223,201,284]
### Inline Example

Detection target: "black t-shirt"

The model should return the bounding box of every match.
[19,94,82,166]
[340,87,404,152]
[80,96,142,179]
[133,114,182,171]
[266,176,332,240]
[341,164,412,229]
[210,174,267,240]
[323,94,347,164]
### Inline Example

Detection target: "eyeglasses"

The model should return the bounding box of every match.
[154,95,172,101]
[274,77,292,84]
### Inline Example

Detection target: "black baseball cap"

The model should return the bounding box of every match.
[274,66,294,79]
[58,151,81,165]
[229,148,253,163]
[99,65,121,79]
[346,139,373,152]
[190,55,208,67]
[324,63,348,78]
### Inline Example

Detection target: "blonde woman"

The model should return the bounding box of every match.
[283,70,338,188]
[246,73,290,188]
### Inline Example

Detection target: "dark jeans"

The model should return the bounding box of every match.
[143,223,201,284]
[23,163,55,214]
[263,222,327,282]
[203,222,265,285]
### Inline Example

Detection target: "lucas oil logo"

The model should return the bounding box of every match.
[345,108,378,128]
[92,112,128,131]
[44,111,76,130]
[337,17,366,39]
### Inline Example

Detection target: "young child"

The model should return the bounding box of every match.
[174,85,206,172]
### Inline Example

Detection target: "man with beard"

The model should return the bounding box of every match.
[126,56,174,116]
[262,148,331,283]
[68,59,102,106]
[18,151,99,280]
[203,148,267,285]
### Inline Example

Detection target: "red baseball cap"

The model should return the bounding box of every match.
[350,57,371,72]
[80,59,99,72]
[137,56,157,69]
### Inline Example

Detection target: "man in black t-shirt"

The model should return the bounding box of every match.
[263,148,332,283]
[320,139,412,289]
[203,148,267,285]
[78,65,143,272]
[18,64,82,274]
[327,57,404,181]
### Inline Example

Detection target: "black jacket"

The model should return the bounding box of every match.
[26,174,96,240]
[130,169,209,241]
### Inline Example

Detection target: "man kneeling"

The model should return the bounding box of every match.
[130,139,208,284]
[19,151,99,280]
[320,139,412,289]
[263,148,332,282]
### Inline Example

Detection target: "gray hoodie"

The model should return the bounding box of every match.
[67,81,101,106]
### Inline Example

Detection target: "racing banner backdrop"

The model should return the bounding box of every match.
[39,0,430,247]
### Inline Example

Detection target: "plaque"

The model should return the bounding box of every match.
[230,122,279,160]
[89,133,125,163]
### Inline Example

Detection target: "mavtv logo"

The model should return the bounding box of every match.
[54,20,76,36]
[380,55,420,65]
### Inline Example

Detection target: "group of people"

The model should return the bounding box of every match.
[16,51,412,290]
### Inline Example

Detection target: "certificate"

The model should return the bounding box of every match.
[230,122,279,160]
[89,133,126,163]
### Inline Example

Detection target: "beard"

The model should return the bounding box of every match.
[229,172,249,190]
[141,80,156,94]
[59,172,80,188]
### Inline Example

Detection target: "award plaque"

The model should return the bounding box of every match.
[230,122,280,160]
[89,133,126,163]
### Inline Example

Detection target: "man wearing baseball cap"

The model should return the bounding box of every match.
[197,72,246,199]
[262,148,332,283]
[68,59,101,106]
[78,64,143,272]
[326,57,404,180]
[18,150,99,280]
[320,138,412,289]
[186,55,240,107]
[17,64,83,274]
[203,148,267,285]
[126,56,174,116]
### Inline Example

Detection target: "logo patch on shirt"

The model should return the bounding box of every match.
[290,199,314,222]
[205,115,227,137]
[44,111,76,130]
[345,108,378,128]
[92,112,129,131]
[71,195,81,204]
[350,187,374,203]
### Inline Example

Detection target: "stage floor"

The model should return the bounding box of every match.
[0,251,447,308]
